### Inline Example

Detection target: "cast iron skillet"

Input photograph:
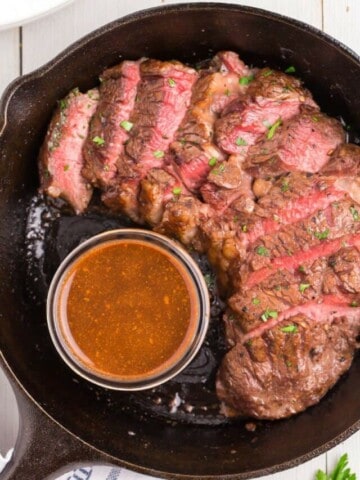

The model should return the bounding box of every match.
[0,3,360,479]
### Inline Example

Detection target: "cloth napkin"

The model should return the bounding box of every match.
[0,449,158,480]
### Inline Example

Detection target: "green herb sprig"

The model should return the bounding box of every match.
[315,454,357,480]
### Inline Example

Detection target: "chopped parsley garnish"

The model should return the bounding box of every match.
[58,99,67,110]
[267,119,282,139]
[298,265,305,272]
[153,150,165,158]
[92,136,105,146]
[172,186,182,196]
[256,245,269,256]
[281,325,298,333]
[204,273,215,289]
[281,179,289,192]
[350,206,359,221]
[350,301,358,307]
[212,164,225,175]
[168,78,176,88]
[120,120,134,132]
[299,283,311,293]
[242,224,248,233]
[312,115,319,122]
[314,228,330,240]
[208,157,217,167]
[261,308,278,322]
[235,137,248,146]
[239,74,254,85]
[63,164,70,171]
[224,88,231,96]
[315,453,356,480]
[285,66,296,73]
[262,69,274,77]
[252,297,261,306]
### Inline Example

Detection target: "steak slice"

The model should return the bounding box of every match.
[244,106,345,177]
[82,61,141,188]
[215,68,318,156]
[39,88,99,213]
[138,168,184,226]
[170,52,250,192]
[217,311,359,419]
[102,59,197,221]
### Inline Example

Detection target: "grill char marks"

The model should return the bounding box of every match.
[170,52,250,192]
[39,88,99,213]
[102,59,198,221]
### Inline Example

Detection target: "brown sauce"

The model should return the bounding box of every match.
[57,239,199,380]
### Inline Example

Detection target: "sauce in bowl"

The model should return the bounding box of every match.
[47,229,209,390]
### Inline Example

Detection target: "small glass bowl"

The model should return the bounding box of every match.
[46,229,210,391]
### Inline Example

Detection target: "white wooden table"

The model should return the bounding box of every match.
[0,0,359,478]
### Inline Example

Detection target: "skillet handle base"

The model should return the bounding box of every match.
[0,366,115,480]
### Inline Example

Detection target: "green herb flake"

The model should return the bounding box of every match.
[315,453,356,480]
[224,88,231,96]
[281,179,289,192]
[261,308,278,322]
[252,297,261,306]
[208,157,217,167]
[153,150,165,159]
[204,273,215,289]
[298,265,305,273]
[120,120,134,132]
[168,78,176,88]
[180,138,186,145]
[285,360,293,368]
[172,186,182,196]
[267,119,282,140]
[235,137,248,146]
[239,74,254,85]
[285,66,296,74]
[63,164,70,171]
[350,206,360,221]
[299,283,311,293]
[262,69,274,77]
[245,340,253,347]
[212,164,226,175]
[314,228,330,240]
[281,325,298,333]
[92,136,105,146]
[256,245,269,256]
[241,224,248,233]
[58,98,67,110]
[312,115,319,122]
[350,301,359,307]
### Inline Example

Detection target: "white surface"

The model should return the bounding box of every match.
[0,0,74,31]
[0,0,359,479]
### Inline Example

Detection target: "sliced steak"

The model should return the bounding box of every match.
[321,143,360,176]
[215,68,317,156]
[170,52,250,192]
[138,168,184,226]
[217,312,359,419]
[39,88,99,213]
[244,106,345,177]
[155,194,211,252]
[200,155,254,213]
[102,59,198,221]
[82,61,141,188]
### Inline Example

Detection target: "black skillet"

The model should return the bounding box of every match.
[0,3,360,479]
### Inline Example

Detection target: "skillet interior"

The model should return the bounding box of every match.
[0,3,359,478]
